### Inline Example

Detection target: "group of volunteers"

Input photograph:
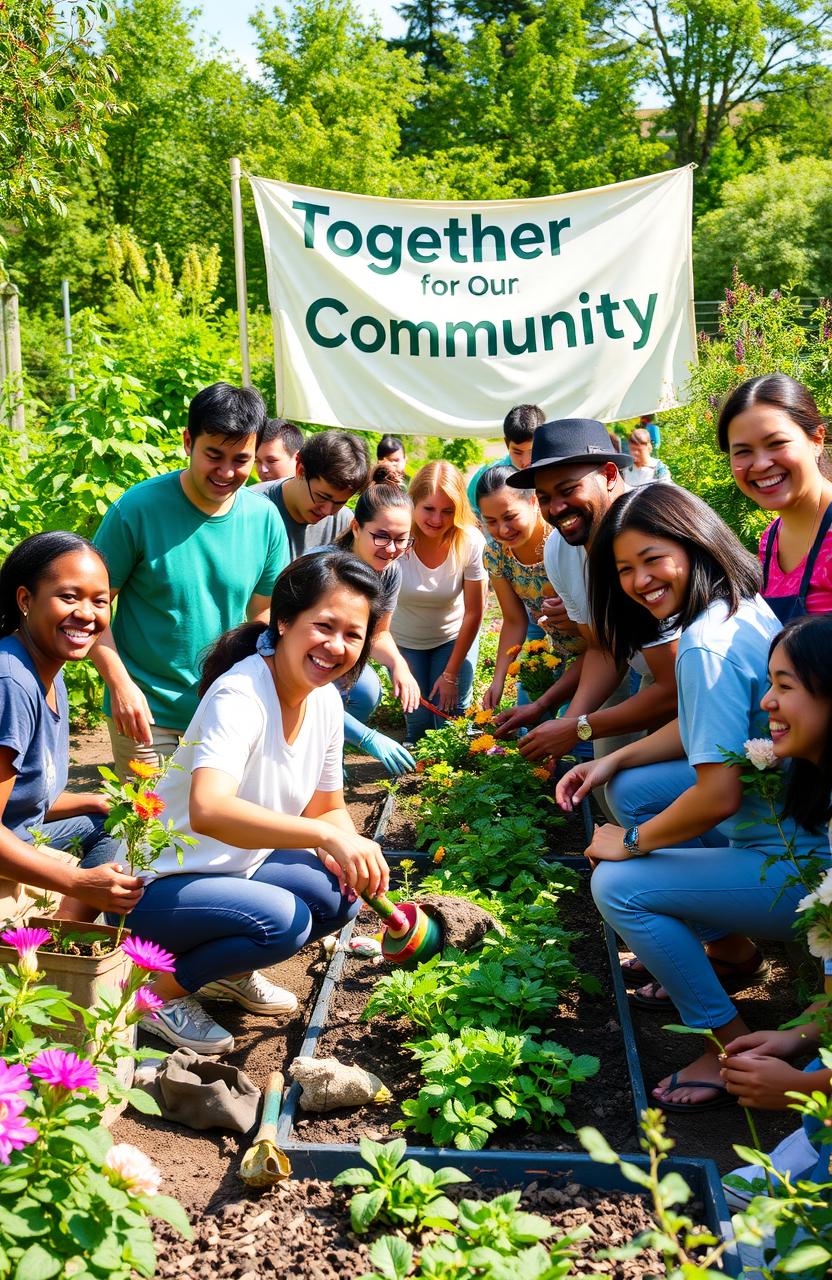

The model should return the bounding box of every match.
[2,372,832,1177]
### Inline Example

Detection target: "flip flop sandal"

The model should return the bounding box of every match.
[620,956,653,987]
[656,1070,737,1113]
[626,949,770,1006]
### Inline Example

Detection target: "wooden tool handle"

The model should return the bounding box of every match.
[360,892,409,932]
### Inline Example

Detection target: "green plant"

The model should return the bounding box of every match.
[395,1027,599,1150]
[363,952,470,1031]
[0,927,190,1278]
[332,1137,469,1234]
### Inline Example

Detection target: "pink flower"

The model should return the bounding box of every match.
[121,937,176,974]
[133,986,164,1019]
[29,1049,99,1093]
[1,927,51,978]
[0,1096,37,1164]
[744,738,778,771]
[0,1061,30,1107]
[104,1143,162,1197]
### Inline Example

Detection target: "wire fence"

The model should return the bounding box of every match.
[694,298,822,337]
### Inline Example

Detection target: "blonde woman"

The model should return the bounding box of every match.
[391,461,486,741]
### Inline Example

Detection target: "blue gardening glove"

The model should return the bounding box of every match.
[359,728,415,777]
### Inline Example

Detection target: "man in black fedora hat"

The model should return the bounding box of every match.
[494,418,679,780]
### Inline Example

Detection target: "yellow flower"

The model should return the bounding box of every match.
[506,645,521,657]
[507,662,521,677]
[469,733,496,753]
[528,639,548,653]
[542,653,561,669]
[433,847,446,864]
[533,767,551,782]
[128,760,158,779]
[527,657,540,669]
[473,708,494,724]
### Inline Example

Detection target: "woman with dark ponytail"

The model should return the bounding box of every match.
[120,550,390,1057]
[0,532,143,924]
[330,474,418,775]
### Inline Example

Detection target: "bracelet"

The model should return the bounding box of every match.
[441,671,459,684]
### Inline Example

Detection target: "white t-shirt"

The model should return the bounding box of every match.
[542,529,679,675]
[144,654,343,878]
[392,530,487,650]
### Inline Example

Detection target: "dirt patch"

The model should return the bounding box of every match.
[152,1176,677,1280]
[291,872,638,1157]
[418,893,500,950]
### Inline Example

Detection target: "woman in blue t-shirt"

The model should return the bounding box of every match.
[0,532,143,923]
[556,486,825,1111]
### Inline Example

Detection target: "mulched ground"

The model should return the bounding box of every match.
[151,1175,680,1280]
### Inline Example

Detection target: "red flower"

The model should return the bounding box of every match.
[133,792,165,821]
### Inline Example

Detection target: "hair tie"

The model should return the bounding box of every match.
[255,628,277,657]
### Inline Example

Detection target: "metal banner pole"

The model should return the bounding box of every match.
[61,279,76,401]
[229,157,251,387]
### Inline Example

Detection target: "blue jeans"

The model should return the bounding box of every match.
[606,761,730,849]
[591,844,808,1028]
[398,637,479,741]
[124,849,360,992]
[340,665,382,747]
[25,814,120,868]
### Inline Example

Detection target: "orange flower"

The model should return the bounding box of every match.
[133,792,165,821]
[506,645,521,657]
[128,760,158,780]
[415,760,427,773]
[433,846,446,864]
[473,708,494,724]
[533,767,551,782]
[469,733,496,754]
[506,662,521,677]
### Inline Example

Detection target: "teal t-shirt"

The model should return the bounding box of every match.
[467,453,512,520]
[93,471,289,731]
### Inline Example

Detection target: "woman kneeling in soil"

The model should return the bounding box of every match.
[556,486,825,1111]
[0,532,143,926]
[123,550,390,1056]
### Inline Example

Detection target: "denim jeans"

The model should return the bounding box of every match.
[398,637,479,741]
[124,849,360,992]
[340,665,382,746]
[25,814,121,869]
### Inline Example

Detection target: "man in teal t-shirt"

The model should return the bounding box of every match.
[466,404,545,520]
[92,382,289,778]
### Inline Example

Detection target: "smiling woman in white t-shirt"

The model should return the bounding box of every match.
[122,549,390,1057]
[391,461,486,741]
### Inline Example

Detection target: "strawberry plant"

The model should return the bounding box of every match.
[332,1138,469,1234]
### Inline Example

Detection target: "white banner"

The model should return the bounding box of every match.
[248,167,696,437]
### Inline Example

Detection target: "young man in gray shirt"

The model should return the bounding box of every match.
[256,430,370,559]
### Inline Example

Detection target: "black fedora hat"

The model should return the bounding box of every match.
[506,418,631,487]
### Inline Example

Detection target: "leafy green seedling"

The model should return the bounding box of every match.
[333,1137,469,1234]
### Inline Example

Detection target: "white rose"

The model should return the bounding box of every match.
[743,738,779,771]
[807,919,832,963]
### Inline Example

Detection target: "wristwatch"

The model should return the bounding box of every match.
[576,714,593,742]
[623,825,644,855]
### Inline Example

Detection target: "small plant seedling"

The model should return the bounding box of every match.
[332,1137,469,1234]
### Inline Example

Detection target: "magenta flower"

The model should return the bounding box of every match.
[0,1096,37,1164]
[1,927,52,956]
[121,937,176,974]
[29,1049,99,1093]
[0,1062,30,1108]
[133,986,164,1019]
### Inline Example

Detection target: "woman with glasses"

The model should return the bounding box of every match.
[392,461,486,742]
[324,474,419,775]
[475,465,584,711]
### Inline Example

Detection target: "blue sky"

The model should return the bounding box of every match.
[193,0,406,76]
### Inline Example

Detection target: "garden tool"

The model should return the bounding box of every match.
[238,1071,291,1187]
[359,891,443,966]
[419,695,455,722]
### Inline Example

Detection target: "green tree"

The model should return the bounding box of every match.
[393,0,454,67]
[0,1,122,224]
[609,0,832,171]
[693,154,832,298]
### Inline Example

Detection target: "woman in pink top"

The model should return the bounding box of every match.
[718,374,832,622]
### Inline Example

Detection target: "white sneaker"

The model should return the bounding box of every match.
[723,1125,818,1208]
[141,996,234,1056]
[199,970,299,1015]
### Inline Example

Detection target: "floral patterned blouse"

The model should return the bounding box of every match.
[483,531,583,659]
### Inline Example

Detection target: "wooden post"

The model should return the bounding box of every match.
[0,282,24,431]
[229,157,251,387]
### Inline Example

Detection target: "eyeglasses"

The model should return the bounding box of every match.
[306,476,348,510]
[368,532,415,551]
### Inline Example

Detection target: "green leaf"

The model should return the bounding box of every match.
[332,1167,372,1188]
[139,1194,192,1239]
[13,1244,60,1280]
[124,1087,161,1115]
[60,1124,112,1161]
[351,1188,387,1234]
[367,1235,413,1280]
[657,1171,693,1207]
[776,1242,832,1272]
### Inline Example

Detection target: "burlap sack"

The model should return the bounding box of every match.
[143,1047,260,1133]
[290,1056,390,1111]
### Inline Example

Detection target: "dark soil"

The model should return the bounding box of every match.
[152,1175,677,1280]
[291,870,639,1157]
